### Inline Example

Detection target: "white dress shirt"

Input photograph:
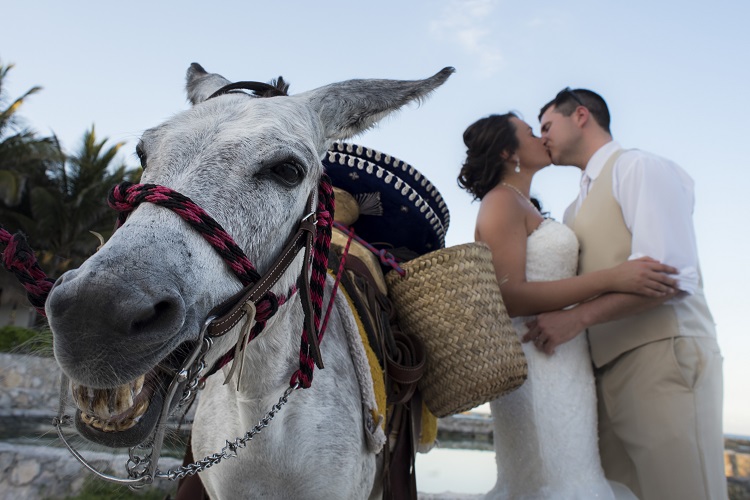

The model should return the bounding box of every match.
[568,141,700,294]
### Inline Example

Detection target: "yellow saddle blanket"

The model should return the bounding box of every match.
[329,228,436,454]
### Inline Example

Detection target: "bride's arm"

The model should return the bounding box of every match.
[477,192,677,318]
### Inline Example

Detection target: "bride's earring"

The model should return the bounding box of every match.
[514,157,521,173]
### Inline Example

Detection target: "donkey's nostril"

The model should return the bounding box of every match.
[130,298,184,336]
[154,300,172,316]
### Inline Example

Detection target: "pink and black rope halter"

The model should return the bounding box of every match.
[109,176,335,389]
[291,177,333,388]
[109,183,264,287]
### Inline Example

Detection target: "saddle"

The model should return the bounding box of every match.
[171,206,432,500]
[328,226,433,500]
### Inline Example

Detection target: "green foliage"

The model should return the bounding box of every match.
[0,325,51,354]
[55,476,174,500]
[0,59,142,277]
[0,60,59,233]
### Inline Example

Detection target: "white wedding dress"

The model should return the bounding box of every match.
[485,219,635,500]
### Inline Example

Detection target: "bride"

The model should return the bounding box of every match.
[457,113,677,499]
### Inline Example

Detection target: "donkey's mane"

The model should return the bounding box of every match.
[264,77,290,97]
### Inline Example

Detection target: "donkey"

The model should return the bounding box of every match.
[45,63,453,499]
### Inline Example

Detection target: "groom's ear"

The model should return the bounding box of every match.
[574,106,591,128]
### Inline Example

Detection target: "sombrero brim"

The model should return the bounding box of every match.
[323,148,446,257]
[329,142,450,232]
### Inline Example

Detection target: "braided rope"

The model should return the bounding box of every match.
[109,183,262,286]
[291,175,334,389]
[111,179,335,389]
[0,226,55,316]
[0,177,335,389]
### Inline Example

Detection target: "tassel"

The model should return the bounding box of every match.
[223,302,257,390]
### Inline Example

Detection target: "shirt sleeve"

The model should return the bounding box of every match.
[613,151,700,294]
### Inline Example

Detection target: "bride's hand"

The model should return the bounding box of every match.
[523,309,583,355]
[607,257,679,297]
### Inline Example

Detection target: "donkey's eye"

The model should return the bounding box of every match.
[271,162,304,186]
[135,144,147,169]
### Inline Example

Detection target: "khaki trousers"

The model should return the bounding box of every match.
[595,337,727,500]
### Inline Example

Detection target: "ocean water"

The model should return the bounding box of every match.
[416,405,496,495]
[416,447,496,494]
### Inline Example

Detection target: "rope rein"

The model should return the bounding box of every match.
[291,178,333,388]
[332,220,405,276]
[0,228,55,316]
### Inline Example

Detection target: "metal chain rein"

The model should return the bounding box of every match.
[154,383,298,481]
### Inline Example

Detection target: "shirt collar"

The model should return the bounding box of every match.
[583,141,622,181]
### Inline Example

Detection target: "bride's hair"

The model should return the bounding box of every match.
[458,113,519,201]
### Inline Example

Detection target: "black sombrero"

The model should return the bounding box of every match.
[329,142,450,232]
[323,142,449,258]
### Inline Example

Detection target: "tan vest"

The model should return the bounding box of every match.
[568,150,715,368]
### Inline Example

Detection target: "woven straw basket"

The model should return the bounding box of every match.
[385,242,527,417]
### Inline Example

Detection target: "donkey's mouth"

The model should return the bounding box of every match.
[69,341,197,448]
[71,371,165,448]
[73,373,153,432]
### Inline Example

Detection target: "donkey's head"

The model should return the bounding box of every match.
[45,63,453,447]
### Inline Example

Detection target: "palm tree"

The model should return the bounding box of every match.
[30,126,140,274]
[0,60,60,229]
[0,60,141,276]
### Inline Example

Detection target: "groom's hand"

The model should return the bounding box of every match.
[523,309,585,355]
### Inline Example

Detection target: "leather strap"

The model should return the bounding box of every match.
[386,333,426,405]
[205,193,324,369]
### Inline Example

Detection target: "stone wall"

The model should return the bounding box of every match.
[2,352,750,499]
[0,442,180,500]
[0,352,61,415]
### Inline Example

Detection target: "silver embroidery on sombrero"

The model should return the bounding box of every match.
[333,142,450,231]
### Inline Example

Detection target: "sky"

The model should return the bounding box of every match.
[2,0,748,442]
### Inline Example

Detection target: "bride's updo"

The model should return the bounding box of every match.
[458,113,519,200]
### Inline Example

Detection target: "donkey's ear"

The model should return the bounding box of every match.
[185,63,232,105]
[301,67,454,141]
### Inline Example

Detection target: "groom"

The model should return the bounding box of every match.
[525,88,727,499]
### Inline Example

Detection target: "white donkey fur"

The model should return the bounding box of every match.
[45,63,452,499]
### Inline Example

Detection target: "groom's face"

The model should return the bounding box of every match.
[540,106,578,166]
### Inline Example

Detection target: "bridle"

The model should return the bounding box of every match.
[51,175,335,487]
[107,179,334,385]
[54,119,338,488]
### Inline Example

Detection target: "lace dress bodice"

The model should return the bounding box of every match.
[525,219,579,282]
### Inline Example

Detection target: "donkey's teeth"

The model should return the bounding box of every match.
[71,385,92,412]
[71,374,148,424]
[113,383,134,414]
[133,399,149,419]
[133,374,145,395]
[115,418,137,431]
[93,391,113,419]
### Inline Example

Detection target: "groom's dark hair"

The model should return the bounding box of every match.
[539,88,611,134]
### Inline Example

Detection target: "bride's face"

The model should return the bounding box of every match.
[511,117,551,170]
